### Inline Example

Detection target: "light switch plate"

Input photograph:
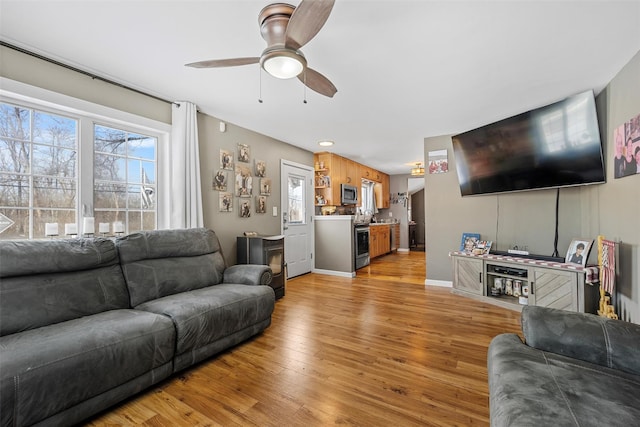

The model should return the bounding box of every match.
[272,206,278,216]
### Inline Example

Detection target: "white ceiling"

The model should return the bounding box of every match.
[1,1,639,175]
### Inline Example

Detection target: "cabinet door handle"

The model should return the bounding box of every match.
[530,282,534,295]
[479,272,482,283]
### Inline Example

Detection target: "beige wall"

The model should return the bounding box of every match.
[425,50,640,323]
[197,114,312,264]
[1,45,313,265]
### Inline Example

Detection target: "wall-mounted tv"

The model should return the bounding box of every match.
[452,90,605,197]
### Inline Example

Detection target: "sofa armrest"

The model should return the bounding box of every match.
[521,305,640,376]
[223,264,272,286]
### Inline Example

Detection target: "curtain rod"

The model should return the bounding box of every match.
[1,40,176,106]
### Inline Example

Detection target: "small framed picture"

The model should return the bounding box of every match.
[239,199,251,218]
[256,196,267,213]
[260,178,271,195]
[219,192,233,212]
[213,170,227,191]
[460,232,481,252]
[255,159,266,177]
[472,240,492,255]
[235,165,252,197]
[238,143,250,163]
[220,149,233,171]
[565,239,593,266]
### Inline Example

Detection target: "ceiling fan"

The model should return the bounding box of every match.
[186,0,337,98]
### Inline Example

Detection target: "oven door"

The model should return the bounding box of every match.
[354,226,370,269]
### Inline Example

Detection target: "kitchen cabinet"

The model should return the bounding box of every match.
[369,224,391,259]
[314,152,340,206]
[314,152,390,208]
[391,223,400,251]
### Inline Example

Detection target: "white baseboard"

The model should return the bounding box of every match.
[312,268,356,278]
[397,248,410,253]
[425,279,453,288]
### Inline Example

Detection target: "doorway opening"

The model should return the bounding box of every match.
[407,177,425,252]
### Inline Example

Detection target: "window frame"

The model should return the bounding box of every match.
[0,78,171,238]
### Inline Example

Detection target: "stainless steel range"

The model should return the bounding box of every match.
[354,223,370,269]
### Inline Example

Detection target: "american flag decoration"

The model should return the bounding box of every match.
[597,235,618,319]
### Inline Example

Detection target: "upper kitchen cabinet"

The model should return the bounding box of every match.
[340,158,358,186]
[314,152,389,208]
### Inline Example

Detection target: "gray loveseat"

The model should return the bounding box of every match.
[488,305,640,426]
[0,228,275,427]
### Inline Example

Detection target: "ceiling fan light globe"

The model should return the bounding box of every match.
[263,55,304,79]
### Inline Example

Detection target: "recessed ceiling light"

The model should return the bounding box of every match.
[318,140,334,147]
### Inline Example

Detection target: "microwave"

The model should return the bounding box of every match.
[341,183,358,205]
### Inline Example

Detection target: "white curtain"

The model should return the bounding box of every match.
[170,101,203,229]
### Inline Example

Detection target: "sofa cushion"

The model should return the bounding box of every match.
[0,238,130,336]
[117,228,227,306]
[135,283,275,370]
[488,333,640,426]
[0,309,175,427]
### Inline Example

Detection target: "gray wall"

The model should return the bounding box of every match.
[1,45,313,266]
[197,115,312,264]
[425,50,640,323]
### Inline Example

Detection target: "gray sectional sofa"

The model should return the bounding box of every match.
[488,305,640,426]
[0,228,275,427]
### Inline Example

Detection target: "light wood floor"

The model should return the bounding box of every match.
[86,251,522,426]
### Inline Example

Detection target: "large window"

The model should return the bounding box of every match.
[0,97,162,240]
[0,103,78,239]
[94,124,157,233]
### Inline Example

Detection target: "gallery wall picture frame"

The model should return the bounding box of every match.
[613,111,640,179]
[565,238,594,266]
[256,195,267,214]
[219,192,233,212]
[255,159,266,177]
[238,143,250,163]
[239,199,251,218]
[428,149,449,174]
[460,232,481,252]
[220,149,234,171]
[260,178,272,196]
[235,165,252,197]
[213,170,227,191]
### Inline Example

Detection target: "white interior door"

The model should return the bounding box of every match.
[280,160,314,278]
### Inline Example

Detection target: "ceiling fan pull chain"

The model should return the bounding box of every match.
[303,70,307,104]
[258,66,263,103]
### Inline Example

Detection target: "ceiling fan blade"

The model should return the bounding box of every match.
[285,0,335,50]
[299,67,337,98]
[185,57,259,68]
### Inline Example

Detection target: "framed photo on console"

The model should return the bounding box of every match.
[565,238,593,266]
[460,232,481,252]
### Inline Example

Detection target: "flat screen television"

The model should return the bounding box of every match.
[451,90,605,197]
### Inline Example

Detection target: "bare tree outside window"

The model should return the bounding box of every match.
[0,102,158,240]
[0,103,77,239]
[94,125,157,234]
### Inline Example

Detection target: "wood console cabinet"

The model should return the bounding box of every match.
[450,252,598,313]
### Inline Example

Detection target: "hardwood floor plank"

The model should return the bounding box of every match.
[85,251,521,426]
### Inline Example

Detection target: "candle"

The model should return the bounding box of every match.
[99,222,110,234]
[113,221,124,233]
[65,223,77,235]
[45,223,58,236]
[83,217,95,234]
